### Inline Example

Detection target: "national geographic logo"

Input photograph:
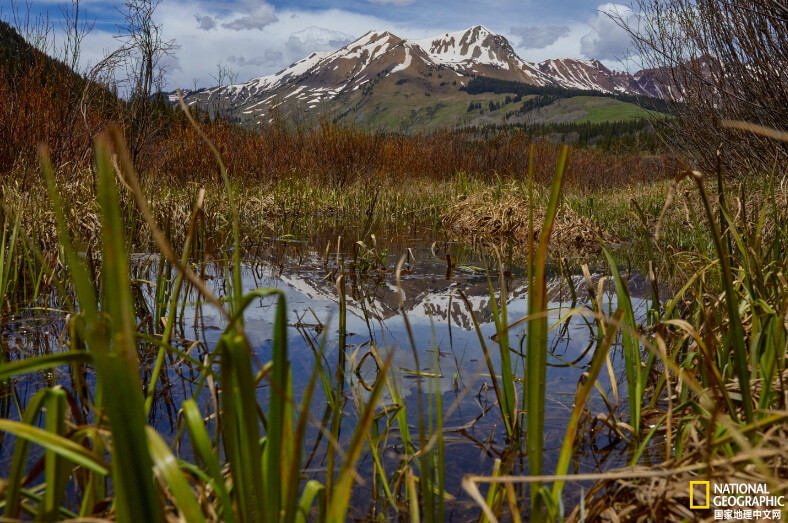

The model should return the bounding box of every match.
[690,481,785,521]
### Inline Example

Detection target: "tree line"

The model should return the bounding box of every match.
[460,76,674,115]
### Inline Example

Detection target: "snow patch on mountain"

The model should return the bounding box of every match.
[390,44,412,74]
[248,51,330,92]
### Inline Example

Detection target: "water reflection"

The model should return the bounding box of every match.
[1,237,660,518]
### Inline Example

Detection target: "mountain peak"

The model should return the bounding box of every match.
[466,25,494,35]
[436,25,496,38]
[337,30,403,66]
[354,30,400,44]
[412,25,518,71]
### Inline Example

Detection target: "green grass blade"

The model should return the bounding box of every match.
[601,244,642,434]
[295,480,325,523]
[0,419,109,475]
[526,145,569,520]
[0,352,92,381]
[182,399,236,523]
[689,172,752,421]
[40,387,69,522]
[94,136,164,523]
[220,332,266,521]
[3,388,48,518]
[265,291,291,520]
[486,263,516,436]
[146,427,206,523]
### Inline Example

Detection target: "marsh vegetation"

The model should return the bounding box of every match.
[0,1,786,521]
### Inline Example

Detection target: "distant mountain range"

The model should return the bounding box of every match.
[171,25,674,132]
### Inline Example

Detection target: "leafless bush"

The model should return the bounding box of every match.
[115,0,179,162]
[616,0,787,175]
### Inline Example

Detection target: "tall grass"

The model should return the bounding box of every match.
[525,145,569,520]
[0,215,20,309]
[601,245,646,435]
[0,116,784,522]
[461,137,786,521]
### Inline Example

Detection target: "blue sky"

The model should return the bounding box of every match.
[4,0,640,89]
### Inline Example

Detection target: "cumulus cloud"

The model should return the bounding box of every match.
[194,14,216,30]
[284,26,354,62]
[580,3,638,60]
[509,25,570,49]
[222,0,278,31]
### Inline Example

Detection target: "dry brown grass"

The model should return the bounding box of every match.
[567,350,788,522]
[441,186,617,255]
[567,429,787,522]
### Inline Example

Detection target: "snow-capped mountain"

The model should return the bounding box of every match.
[173,26,669,130]
[411,26,550,84]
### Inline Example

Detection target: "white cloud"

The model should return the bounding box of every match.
[284,26,353,62]
[509,25,570,49]
[221,0,278,31]
[140,4,396,88]
[513,24,584,61]
[580,3,638,60]
[194,14,215,30]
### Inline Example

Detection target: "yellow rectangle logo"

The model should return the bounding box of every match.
[690,481,710,509]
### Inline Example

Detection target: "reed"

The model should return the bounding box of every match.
[486,257,517,437]
[525,145,569,520]
[0,215,19,310]
[600,245,645,435]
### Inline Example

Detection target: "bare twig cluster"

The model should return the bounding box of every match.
[615,0,788,174]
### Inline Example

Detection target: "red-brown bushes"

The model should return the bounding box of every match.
[0,50,122,180]
[143,119,675,191]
